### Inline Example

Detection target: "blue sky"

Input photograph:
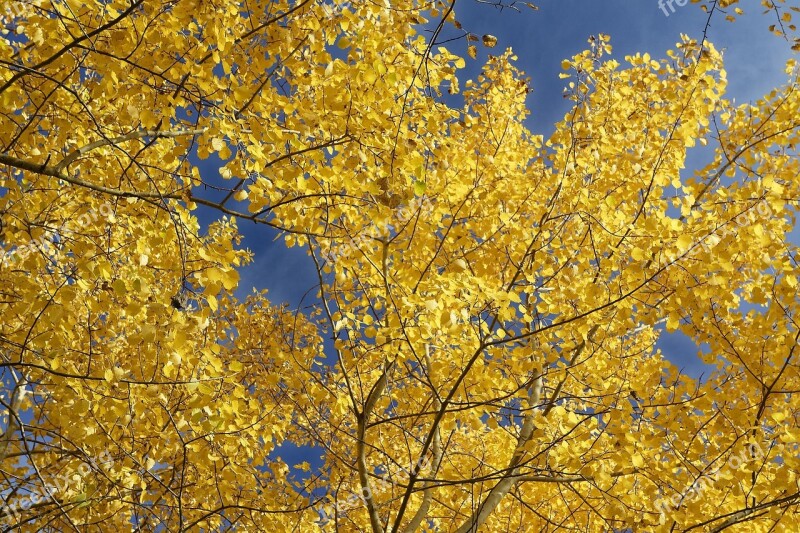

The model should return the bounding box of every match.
[201,1,797,379]
[454,1,795,132]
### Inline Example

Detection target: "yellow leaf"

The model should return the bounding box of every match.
[676,234,693,252]
[112,279,127,296]
[666,312,680,332]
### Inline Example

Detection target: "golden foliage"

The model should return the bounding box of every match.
[1,1,799,531]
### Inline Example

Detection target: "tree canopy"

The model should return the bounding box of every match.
[1,0,799,531]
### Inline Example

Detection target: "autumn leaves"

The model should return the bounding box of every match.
[1,0,799,531]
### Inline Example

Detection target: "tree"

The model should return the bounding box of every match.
[0,0,798,531]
